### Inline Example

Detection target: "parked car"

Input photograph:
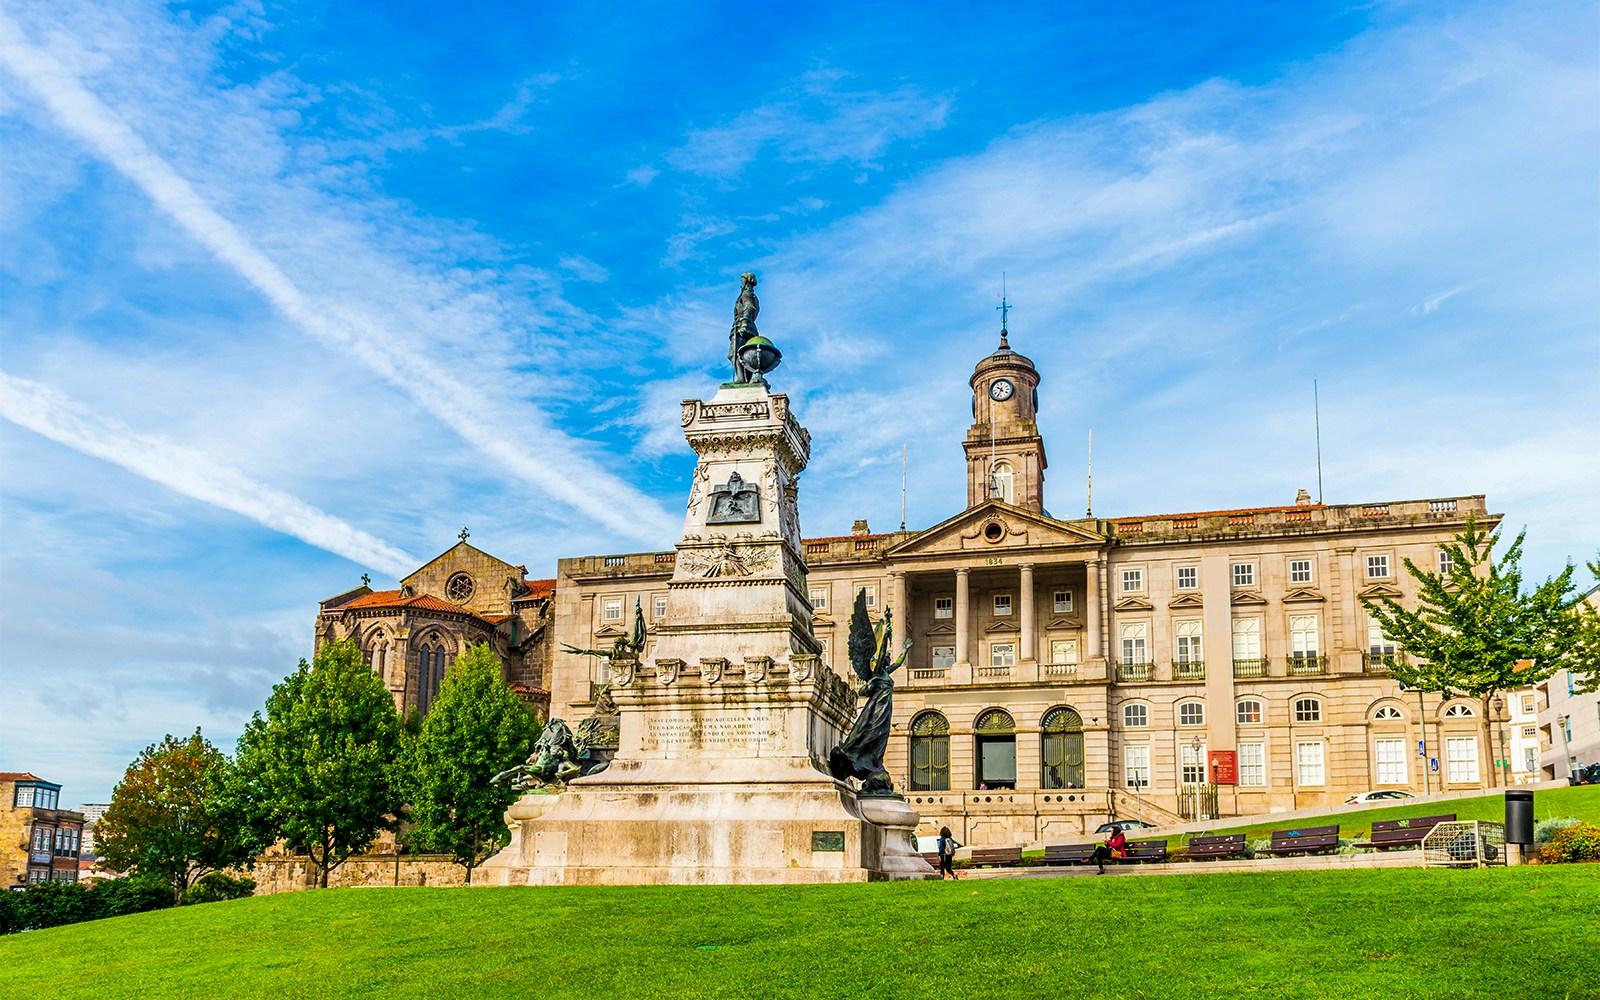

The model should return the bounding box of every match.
[1095,820,1158,834]
[1344,790,1418,805]
[1570,763,1600,786]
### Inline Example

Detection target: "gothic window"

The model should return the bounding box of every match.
[909,712,950,791]
[1041,707,1084,789]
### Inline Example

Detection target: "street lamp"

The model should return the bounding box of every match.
[1491,694,1510,787]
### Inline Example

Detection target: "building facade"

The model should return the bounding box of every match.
[1537,587,1600,780]
[314,540,556,718]
[550,335,1508,845]
[1,773,85,886]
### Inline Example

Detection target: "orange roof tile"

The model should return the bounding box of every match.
[1115,504,1327,522]
[516,578,556,600]
[340,589,405,609]
[0,772,44,782]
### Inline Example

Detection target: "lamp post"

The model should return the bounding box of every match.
[1491,694,1510,787]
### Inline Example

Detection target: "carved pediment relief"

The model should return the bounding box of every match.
[1230,591,1269,606]
[1167,593,1205,609]
[883,499,1108,558]
[1360,583,1404,599]
[1114,596,1153,611]
[1282,588,1326,604]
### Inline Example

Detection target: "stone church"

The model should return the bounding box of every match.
[547,331,1501,845]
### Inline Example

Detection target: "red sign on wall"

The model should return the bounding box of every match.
[1210,750,1238,785]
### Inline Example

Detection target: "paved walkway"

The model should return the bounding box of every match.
[955,850,1427,879]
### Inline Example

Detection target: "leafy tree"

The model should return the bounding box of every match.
[1565,558,1600,696]
[403,643,540,883]
[94,729,255,903]
[233,639,403,887]
[1362,517,1579,784]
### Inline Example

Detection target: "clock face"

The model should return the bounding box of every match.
[989,378,1015,401]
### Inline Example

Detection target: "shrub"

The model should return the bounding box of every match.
[182,872,256,905]
[90,873,177,919]
[1533,816,1580,844]
[1336,839,1373,855]
[1538,823,1600,864]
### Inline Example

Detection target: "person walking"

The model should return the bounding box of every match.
[937,826,961,880]
[1091,827,1128,874]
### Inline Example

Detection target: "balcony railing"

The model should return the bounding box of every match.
[1172,660,1205,681]
[1232,658,1269,678]
[1042,662,1079,678]
[1288,654,1328,676]
[912,667,949,681]
[1363,652,1398,674]
[977,664,1013,679]
[1116,661,1154,682]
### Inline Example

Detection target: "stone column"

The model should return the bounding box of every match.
[954,567,971,669]
[1084,558,1101,664]
[1019,563,1036,665]
[890,570,909,627]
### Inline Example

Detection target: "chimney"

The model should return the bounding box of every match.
[1295,488,1313,506]
[851,519,871,536]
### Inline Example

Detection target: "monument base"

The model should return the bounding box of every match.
[481,769,935,885]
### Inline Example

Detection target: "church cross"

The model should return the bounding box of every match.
[459,527,470,542]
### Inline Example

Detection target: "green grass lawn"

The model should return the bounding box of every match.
[3,867,1597,1000]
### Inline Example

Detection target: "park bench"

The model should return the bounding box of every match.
[1044,839,1168,866]
[1366,814,1456,850]
[968,847,1024,868]
[1263,824,1340,856]
[1124,839,1169,863]
[920,852,942,868]
[1176,833,1247,860]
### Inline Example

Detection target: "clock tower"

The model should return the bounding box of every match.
[965,325,1047,512]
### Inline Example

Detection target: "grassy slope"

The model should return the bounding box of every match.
[3,868,1598,1000]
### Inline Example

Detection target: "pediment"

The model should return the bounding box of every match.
[594,624,625,637]
[1360,583,1404,598]
[883,500,1108,559]
[811,613,835,627]
[1282,588,1326,604]
[1114,596,1154,611]
[925,621,957,635]
[983,620,1020,633]
[1167,593,1205,610]
[1044,616,1082,630]
[1230,591,1269,606]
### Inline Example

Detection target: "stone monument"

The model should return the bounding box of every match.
[483,275,933,884]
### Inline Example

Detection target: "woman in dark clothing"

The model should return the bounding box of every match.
[937,826,960,879]
[1091,827,1128,874]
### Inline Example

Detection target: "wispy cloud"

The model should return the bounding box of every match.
[0,372,419,577]
[0,9,677,545]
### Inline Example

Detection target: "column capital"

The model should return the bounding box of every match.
[1018,562,1036,572]
[954,566,971,578]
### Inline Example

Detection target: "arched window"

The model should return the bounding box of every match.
[1236,699,1263,725]
[1294,697,1322,723]
[909,712,950,791]
[1444,703,1475,718]
[1178,701,1205,726]
[990,463,1014,504]
[1373,705,1404,721]
[1041,707,1084,789]
[974,709,1016,789]
[1123,703,1149,728]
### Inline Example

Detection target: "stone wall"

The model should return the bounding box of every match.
[244,854,470,894]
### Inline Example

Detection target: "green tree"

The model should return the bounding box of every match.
[1566,558,1600,696]
[94,729,255,903]
[233,639,402,887]
[403,643,540,883]
[1362,517,1579,784]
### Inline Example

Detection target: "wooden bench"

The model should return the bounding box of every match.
[1045,843,1097,866]
[920,852,942,868]
[1177,833,1247,860]
[1367,814,1456,850]
[1263,824,1340,856]
[968,847,1024,868]
[1124,839,1169,863]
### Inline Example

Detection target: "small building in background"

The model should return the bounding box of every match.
[0,773,85,886]
[1537,587,1600,781]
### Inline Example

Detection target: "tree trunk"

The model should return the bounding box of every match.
[1482,695,1497,789]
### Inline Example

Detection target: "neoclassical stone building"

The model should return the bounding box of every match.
[315,539,555,718]
[550,332,1503,845]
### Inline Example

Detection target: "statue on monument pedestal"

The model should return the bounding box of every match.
[829,591,909,794]
[727,272,782,384]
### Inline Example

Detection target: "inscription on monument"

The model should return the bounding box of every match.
[642,711,780,752]
[811,831,845,852]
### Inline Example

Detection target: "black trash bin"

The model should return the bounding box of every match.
[1505,789,1534,844]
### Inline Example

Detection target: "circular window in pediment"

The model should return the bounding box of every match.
[984,521,1005,543]
[445,573,475,604]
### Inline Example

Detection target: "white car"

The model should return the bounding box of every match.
[1344,790,1417,806]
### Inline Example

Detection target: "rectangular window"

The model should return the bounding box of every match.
[1367,621,1396,656]
[1367,554,1390,578]
[818,637,831,668]
[653,594,669,619]
[990,642,1016,667]
[601,598,622,622]
[993,594,1013,616]
[1446,737,1479,783]
[1049,639,1079,664]
[1232,618,1261,660]
[1053,590,1074,613]
[1124,745,1150,788]
[1522,725,1536,739]
[14,786,34,809]
[1176,566,1198,590]
[1121,568,1143,593]
[1296,742,1326,785]
[1439,549,1454,575]
[1521,695,1534,714]
[1120,622,1149,664]
[1290,615,1319,659]
[933,595,953,619]
[931,645,955,671]
[1175,621,1202,663]
[1180,742,1207,784]
[808,587,828,612]
[1289,559,1313,584]
[1232,562,1255,587]
[1239,743,1266,786]
[858,584,878,608]
[1375,739,1406,784]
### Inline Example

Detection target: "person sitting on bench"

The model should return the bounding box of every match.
[1091,828,1128,873]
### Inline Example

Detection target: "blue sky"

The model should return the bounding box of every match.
[2,1,1596,803]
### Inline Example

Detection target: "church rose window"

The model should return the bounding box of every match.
[445,573,475,604]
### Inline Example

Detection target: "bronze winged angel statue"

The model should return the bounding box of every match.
[828,589,909,794]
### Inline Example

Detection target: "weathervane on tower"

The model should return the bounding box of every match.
[996,273,1011,350]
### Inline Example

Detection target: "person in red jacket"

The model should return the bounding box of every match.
[1091,827,1128,874]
